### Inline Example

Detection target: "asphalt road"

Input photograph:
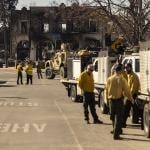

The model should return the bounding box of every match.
[0,70,150,150]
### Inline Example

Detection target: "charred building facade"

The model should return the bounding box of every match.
[10,4,107,61]
[10,7,30,61]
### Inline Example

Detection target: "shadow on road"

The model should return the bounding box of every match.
[0,85,16,87]
[33,84,55,86]
[123,137,150,142]
[0,81,7,84]
[126,124,141,129]
[102,122,112,126]
[123,132,144,137]
[0,96,28,100]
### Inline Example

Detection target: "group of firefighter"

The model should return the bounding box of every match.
[16,54,140,140]
[78,55,140,140]
[16,60,43,85]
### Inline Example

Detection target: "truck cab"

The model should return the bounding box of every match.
[92,52,140,114]
[122,53,140,78]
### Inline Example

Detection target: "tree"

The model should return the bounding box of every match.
[0,0,18,67]
[78,0,150,46]
[49,0,59,6]
[0,0,18,28]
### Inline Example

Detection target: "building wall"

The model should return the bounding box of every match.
[10,7,30,60]
[11,6,107,61]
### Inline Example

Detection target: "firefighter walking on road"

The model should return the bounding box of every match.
[123,63,141,127]
[78,64,103,124]
[105,64,133,140]
[25,61,33,85]
[16,62,23,85]
[36,61,43,79]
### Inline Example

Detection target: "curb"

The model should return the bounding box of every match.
[0,67,16,72]
[0,68,45,73]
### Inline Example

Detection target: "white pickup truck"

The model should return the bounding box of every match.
[61,46,150,138]
[61,51,139,109]
[92,52,140,114]
[137,41,150,138]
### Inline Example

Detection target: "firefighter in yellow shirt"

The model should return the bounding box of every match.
[16,62,23,85]
[78,64,103,124]
[111,55,128,80]
[25,61,33,85]
[106,64,133,140]
[123,63,140,127]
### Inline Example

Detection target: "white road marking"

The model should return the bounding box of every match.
[33,123,47,133]
[55,101,84,150]
[0,123,11,133]
[0,102,39,107]
[18,102,24,106]
[12,123,30,133]
[0,123,47,133]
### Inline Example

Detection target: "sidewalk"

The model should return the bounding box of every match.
[0,67,16,72]
[0,67,45,73]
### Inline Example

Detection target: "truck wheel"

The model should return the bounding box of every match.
[100,92,109,114]
[144,104,150,138]
[130,104,139,124]
[60,66,67,79]
[45,68,55,79]
[70,85,77,102]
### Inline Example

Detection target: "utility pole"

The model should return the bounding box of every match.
[2,0,8,68]
[3,26,7,68]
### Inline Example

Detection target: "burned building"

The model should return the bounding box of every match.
[10,4,107,61]
[10,7,30,61]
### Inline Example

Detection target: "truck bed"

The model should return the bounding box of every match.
[60,79,105,90]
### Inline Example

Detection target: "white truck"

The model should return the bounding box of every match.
[61,44,150,138]
[137,41,150,138]
[61,51,139,114]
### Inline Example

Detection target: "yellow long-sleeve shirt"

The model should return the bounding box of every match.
[105,73,132,101]
[78,71,94,92]
[128,72,140,95]
[17,64,23,72]
[122,71,128,81]
[25,64,33,75]
[111,64,128,80]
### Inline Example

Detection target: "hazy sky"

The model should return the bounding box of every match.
[16,0,71,9]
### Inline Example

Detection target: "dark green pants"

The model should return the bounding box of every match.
[123,100,132,125]
[83,92,98,122]
[123,94,137,125]
[109,99,123,138]
[17,72,23,84]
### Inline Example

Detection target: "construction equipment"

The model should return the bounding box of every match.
[111,35,125,54]
[45,43,69,79]
[105,22,126,54]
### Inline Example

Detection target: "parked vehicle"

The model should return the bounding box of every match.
[45,43,70,79]
[61,50,139,109]
[61,48,148,128]
[138,41,150,138]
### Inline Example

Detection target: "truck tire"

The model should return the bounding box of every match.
[60,66,67,79]
[70,85,77,102]
[100,92,109,114]
[45,68,55,79]
[130,104,139,124]
[143,104,150,138]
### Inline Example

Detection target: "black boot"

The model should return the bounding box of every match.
[93,119,103,124]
